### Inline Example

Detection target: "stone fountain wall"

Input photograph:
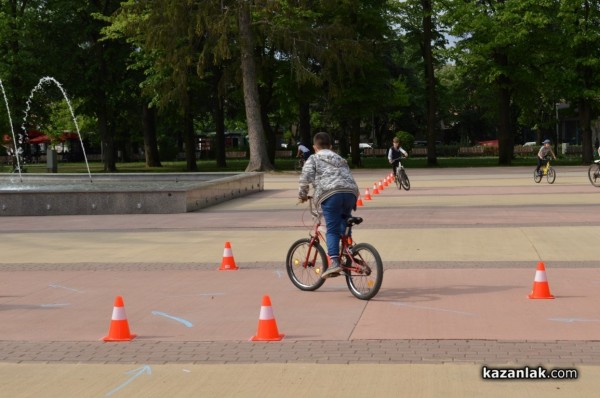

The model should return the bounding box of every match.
[0,172,263,216]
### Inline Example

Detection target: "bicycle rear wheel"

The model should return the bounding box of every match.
[533,169,542,183]
[400,169,410,191]
[286,238,327,291]
[547,167,556,184]
[344,243,383,300]
[588,163,600,187]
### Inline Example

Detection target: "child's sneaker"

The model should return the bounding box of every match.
[321,258,343,279]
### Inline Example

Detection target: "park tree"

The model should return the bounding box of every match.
[395,0,446,166]
[444,0,569,165]
[309,0,404,165]
[559,0,600,164]
[0,0,56,156]
[1,0,139,172]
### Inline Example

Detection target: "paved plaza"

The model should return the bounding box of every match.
[1,166,600,397]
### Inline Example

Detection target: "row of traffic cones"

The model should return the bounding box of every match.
[103,261,554,342]
[356,172,397,207]
[102,294,283,342]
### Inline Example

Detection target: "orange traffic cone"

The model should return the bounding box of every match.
[383,177,389,187]
[251,295,284,341]
[102,296,136,341]
[378,180,385,191]
[372,183,379,195]
[356,197,364,207]
[219,241,239,270]
[528,262,555,299]
[364,188,372,200]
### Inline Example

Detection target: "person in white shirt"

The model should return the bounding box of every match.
[296,142,311,161]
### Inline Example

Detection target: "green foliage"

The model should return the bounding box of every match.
[395,130,415,151]
[1,0,599,169]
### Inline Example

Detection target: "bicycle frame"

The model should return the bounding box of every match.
[541,159,551,175]
[303,197,366,275]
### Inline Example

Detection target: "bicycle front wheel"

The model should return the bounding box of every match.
[588,163,600,187]
[286,238,327,291]
[547,167,556,184]
[395,172,401,190]
[294,159,303,173]
[533,170,542,183]
[345,243,383,300]
[400,169,410,191]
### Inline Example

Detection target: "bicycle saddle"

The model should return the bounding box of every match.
[347,217,363,226]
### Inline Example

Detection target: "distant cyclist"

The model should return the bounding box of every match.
[536,139,556,176]
[387,137,408,177]
[297,141,311,161]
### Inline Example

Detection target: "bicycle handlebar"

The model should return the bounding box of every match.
[390,156,406,162]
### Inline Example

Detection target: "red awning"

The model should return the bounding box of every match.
[23,131,79,144]
[477,140,499,147]
[28,135,51,144]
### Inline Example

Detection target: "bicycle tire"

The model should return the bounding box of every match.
[400,169,410,191]
[395,171,401,189]
[533,170,542,183]
[294,159,304,173]
[547,167,556,184]
[344,242,383,300]
[588,164,600,187]
[286,238,327,291]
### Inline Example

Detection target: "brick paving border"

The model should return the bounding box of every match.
[2,340,600,365]
[2,260,600,272]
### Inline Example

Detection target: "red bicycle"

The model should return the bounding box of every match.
[286,197,383,300]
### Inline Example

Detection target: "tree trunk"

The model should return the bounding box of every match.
[299,101,311,144]
[142,104,161,167]
[497,86,513,165]
[261,99,276,164]
[580,98,593,164]
[213,69,226,167]
[238,2,273,172]
[494,51,513,165]
[421,0,438,166]
[350,118,361,167]
[183,91,197,171]
[99,111,116,172]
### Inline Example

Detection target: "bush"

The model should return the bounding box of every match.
[395,131,415,151]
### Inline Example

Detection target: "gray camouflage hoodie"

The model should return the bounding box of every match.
[298,149,359,205]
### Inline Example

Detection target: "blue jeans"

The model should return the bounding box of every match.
[320,193,356,259]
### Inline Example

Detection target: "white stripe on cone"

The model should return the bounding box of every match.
[223,248,233,257]
[534,271,548,282]
[111,306,127,321]
[259,305,274,320]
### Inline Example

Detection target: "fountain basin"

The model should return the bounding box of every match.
[0,172,263,216]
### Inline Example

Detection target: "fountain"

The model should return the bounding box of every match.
[0,78,263,216]
[21,77,93,181]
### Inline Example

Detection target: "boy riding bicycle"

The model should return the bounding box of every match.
[298,132,359,279]
[388,137,408,176]
[296,141,311,161]
[536,139,557,176]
